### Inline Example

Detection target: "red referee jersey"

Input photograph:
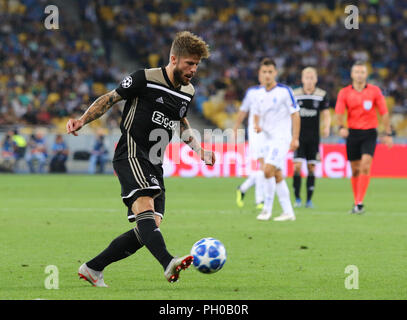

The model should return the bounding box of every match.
[335,84,388,129]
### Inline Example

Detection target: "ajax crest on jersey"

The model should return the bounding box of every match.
[179,106,187,118]
[190,238,227,274]
[149,174,159,185]
[363,100,373,111]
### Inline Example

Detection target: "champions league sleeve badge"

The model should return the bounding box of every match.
[121,76,133,88]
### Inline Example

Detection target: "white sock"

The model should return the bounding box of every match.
[240,172,256,193]
[276,180,295,216]
[263,177,276,214]
[255,170,265,204]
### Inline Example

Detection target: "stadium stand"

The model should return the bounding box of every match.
[89,0,407,133]
[1,0,407,136]
[0,0,122,133]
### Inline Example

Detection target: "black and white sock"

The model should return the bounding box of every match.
[293,173,301,199]
[307,174,315,202]
[86,228,144,272]
[136,210,173,270]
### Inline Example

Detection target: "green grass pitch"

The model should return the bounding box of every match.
[0,174,406,300]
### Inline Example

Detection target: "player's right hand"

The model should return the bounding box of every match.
[201,149,216,166]
[383,135,393,148]
[254,124,262,133]
[339,127,349,139]
[322,127,330,138]
[66,118,84,136]
[289,138,299,151]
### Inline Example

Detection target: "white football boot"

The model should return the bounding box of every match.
[78,263,108,287]
[256,209,272,221]
[273,213,296,221]
[164,255,194,283]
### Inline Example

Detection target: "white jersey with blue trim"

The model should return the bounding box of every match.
[253,83,299,140]
[240,85,265,136]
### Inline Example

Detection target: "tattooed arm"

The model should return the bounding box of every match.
[66,90,122,136]
[179,117,215,166]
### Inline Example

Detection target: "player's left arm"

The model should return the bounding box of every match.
[253,114,262,133]
[290,111,300,151]
[380,112,393,148]
[233,110,248,140]
[287,87,300,151]
[252,97,262,133]
[233,90,251,137]
[321,93,331,138]
[321,110,331,138]
[375,87,393,148]
[179,117,215,166]
[335,88,349,138]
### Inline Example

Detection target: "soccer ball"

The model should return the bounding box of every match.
[190,238,227,274]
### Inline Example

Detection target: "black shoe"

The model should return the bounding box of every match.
[350,204,365,214]
[356,203,365,214]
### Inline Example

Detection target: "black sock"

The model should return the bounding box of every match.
[86,228,144,272]
[306,175,315,201]
[293,173,301,199]
[136,211,173,270]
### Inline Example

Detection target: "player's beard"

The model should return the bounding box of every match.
[173,66,190,86]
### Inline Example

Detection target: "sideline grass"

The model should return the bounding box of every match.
[0,174,406,299]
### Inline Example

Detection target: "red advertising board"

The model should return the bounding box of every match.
[162,143,407,178]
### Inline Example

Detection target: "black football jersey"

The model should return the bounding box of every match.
[114,67,195,164]
[293,87,329,140]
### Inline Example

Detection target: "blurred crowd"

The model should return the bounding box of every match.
[0,0,122,129]
[0,128,109,174]
[1,0,407,133]
[91,0,407,116]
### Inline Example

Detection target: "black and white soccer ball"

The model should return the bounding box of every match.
[190,238,227,274]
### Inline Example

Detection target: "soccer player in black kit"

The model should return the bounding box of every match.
[292,67,331,208]
[66,31,214,286]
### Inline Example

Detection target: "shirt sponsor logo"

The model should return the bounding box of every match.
[300,108,318,117]
[152,111,177,129]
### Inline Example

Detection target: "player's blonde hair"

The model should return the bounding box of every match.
[170,31,210,59]
[302,67,318,76]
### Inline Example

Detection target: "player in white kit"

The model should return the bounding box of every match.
[253,59,301,221]
[233,62,269,209]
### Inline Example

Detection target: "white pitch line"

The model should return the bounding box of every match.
[0,207,118,213]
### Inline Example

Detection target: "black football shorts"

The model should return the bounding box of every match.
[346,128,377,161]
[113,157,165,222]
[293,138,320,163]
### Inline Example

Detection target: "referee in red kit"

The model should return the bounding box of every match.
[335,61,393,214]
